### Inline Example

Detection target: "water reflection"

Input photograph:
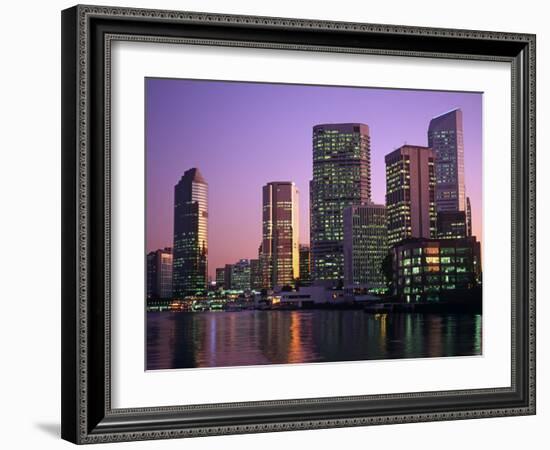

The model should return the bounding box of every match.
[146,311,482,370]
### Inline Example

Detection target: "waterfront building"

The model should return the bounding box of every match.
[230,259,251,291]
[310,123,371,285]
[146,253,157,300]
[146,247,173,299]
[437,210,467,239]
[215,267,225,289]
[249,258,262,291]
[172,168,208,297]
[466,196,473,236]
[428,109,466,213]
[277,286,345,307]
[260,181,300,289]
[343,203,387,290]
[385,145,437,247]
[392,237,481,302]
[224,264,233,290]
[298,245,311,286]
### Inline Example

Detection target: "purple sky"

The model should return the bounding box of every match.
[146,78,482,278]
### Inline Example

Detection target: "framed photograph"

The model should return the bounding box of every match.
[61,4,536,444]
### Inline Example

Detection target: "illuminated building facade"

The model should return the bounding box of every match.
[172,168,208,297]
[146,247,173,299]
[310,123,371,284]
[428,109,466,213]
[224,264,233,290]
[343,203,387,289]
[385,145,436,247]
[249,258,262,291]
[260,181,300,289]
[466,196,473,236]
[437,210,467,239]
[230,259,251,291]
[392,237,481,302]
[298,245,311,286]
[215,267,225,289]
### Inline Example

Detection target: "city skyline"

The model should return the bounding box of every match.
[146,78,482,278]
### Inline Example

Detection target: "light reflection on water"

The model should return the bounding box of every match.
[146,311,482,370]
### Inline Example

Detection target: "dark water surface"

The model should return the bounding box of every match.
[146,310,482,370]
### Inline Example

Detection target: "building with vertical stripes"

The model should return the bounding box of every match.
[385,145,436,247]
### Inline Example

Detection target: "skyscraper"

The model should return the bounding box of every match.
[428,109,466,213]
[298,245,311,286]
[172,168,208,297]
[230,259,251,291]
[224,264,233,290]
[146,247,173,299]
[215,267,225,289]
[466,196,473,237]
[385,145,436,247]
[310,123,371,284]
[260,181,300,289]
[343,204,387,289]
[437,210,467,239]
[249,258,262,291]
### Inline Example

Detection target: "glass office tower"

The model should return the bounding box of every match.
[428,108,466,213]
[172,168,208,297]
[260,181,300,289]
[310,123,371,285]
[343,203,387,289]
[385,145,437,247]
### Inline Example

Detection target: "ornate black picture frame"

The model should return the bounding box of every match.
[61,4,536,444]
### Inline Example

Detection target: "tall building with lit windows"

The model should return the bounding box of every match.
[310,123,371,285]
[343,203,387,289]
[172,168,208,297]
[146,247,173,299]
[249,258,262,290]
[230,259,251,291]
[215,267,225,289]
[260,181,300,289]
[385,145,436,247]
[428,109,466,213]
[466,196,473,236]
[298,245,311,286]
[437,210,467,239]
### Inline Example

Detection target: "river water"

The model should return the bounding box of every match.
[146,310,482,370]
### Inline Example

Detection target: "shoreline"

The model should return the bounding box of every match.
[146,301,482,314]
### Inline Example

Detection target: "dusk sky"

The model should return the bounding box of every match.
[146,78,482,278]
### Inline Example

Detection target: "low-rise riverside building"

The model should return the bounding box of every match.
[392,237,481,302]
[276,286,346,307]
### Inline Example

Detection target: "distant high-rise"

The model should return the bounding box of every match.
[260,181,300,289]
[385,145,436,247]
[230,259,251,291]
[249,258,262,291]
[343,204,387,289]
[146,247,173,299]
[310,123,371,284]
[215,267,225,289]
[466,196,473,237]
[172,168,208,297]
[224,264,233,290]
[428,109,466,213]
[298,245,311,286]
[437,211,467,239]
